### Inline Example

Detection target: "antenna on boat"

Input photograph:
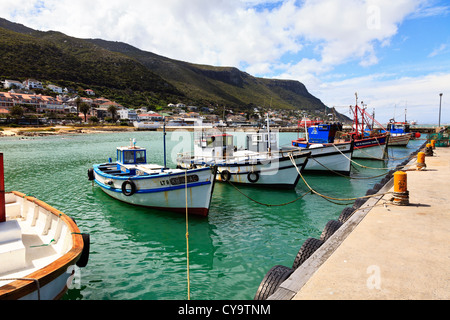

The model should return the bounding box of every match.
[163,116,167,170]
[0,153,6,223]
[266,113,271,153]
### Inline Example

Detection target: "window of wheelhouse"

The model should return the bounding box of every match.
[123,151,135,164]
[118,150,146,164]
[135,150,146,163]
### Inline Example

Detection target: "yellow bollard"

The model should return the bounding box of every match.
[431,140,436,149]
[393,171,409,206]
[416,152,426,170]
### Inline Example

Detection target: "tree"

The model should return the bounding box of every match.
[79,102,91,123]
[75,97,82,114]
[10,105,24,118]
[108,105,118,122]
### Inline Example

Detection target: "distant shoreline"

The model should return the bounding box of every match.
[0,123,444,137]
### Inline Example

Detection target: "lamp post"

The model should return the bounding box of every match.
[439,93,443,128]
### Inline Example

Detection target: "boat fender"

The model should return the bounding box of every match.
[220,170,231,182]
[76,233,90,268]
[122,180,137,196]
[247,172,259,183]
[254,265,294,300]
[87,168,95,181]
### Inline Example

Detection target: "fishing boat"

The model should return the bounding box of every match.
[385,121,413,146]
[176,130,311,189]
[291,122,354,175]
[0,154,89,300]
[89,139,217,217]
[348,95,389,160]
[133,121,162,130]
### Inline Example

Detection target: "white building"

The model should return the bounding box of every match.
[23,79,43,90]
[47,84,63,94]
[117,108,138,121]
[3,80,24,89]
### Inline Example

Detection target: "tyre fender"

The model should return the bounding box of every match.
[247,171,259,183]
[220,170,231,182]
[76,233,90,268]
[87,168,95,181]
[122,180,137,196]
[254,265,294,300]
[292,238,324,269]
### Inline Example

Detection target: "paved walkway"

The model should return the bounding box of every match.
[270,147,450,300]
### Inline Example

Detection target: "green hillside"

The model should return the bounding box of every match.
[0,17,330,114]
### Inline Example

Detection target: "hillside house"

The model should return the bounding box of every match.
[3,80,24,89]
[23,79,43,90]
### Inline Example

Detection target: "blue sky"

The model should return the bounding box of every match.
[1,0,449,124]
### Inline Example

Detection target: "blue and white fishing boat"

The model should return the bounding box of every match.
[384,121,413,146]
[291,123,354,175]
[88,139,217,217]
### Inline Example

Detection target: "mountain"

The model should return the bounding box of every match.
[0,17,332,116]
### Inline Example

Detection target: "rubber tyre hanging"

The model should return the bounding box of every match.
[254,265,294,300]
[87,168,94,181]
[76,233,90,268]
[320,220,343,241]
[247,172,259,183]
[220,170,231,182]
[122,180,136,196]
[292,238,324,269]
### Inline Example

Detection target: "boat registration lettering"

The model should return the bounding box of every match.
[170,175,199,186]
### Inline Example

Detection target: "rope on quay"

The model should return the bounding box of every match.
[289,154,393,203]
[226,179,311,207]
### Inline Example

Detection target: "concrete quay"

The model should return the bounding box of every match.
[270,146,450,300]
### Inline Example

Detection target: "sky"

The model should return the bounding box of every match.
[1,0,449,124]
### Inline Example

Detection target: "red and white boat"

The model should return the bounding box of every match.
[348,96,389,160]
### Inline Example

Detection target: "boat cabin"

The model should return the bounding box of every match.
[117,146,147,165]
[115,145,148,175]
[387,122,410,135]
[246,131,278,153]
[293,123,342,147]
[194,133,235,159]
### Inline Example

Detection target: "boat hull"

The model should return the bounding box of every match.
[178,152,310,189]
[93,165,216,217]
[388,133,412,146]
[133,121,162,130]
[0,192,86,300]
[290,141,353,175]
[353,135,389,160]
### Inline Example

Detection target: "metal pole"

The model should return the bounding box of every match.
[439,93,443,128]
[163,117,167,169]
[0,153,6,223]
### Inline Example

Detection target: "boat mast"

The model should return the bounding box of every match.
[0,153,5,223]
[354,92,359,138]
[163,117,167,169]
[266,113,271,153]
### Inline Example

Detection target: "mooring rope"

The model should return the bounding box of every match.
[332,144,404,171]
[288,154,393,203]
[226,178,311,207]
[308,156,393,180]
[184,169,190,301]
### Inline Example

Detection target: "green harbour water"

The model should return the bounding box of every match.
[0,131,424,300]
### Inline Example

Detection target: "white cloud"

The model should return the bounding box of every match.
[1,0,423,70]
[313,73,450,124]
[428,44,449,58]
[2,0,447,124]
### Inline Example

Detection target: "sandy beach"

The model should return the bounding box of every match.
[0,125,137,137]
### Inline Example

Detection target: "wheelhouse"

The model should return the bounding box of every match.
[117,146,147,165]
